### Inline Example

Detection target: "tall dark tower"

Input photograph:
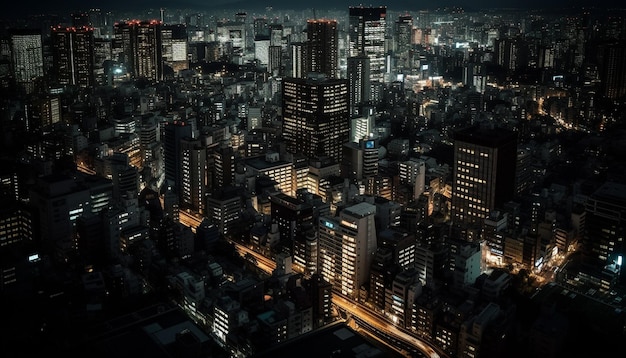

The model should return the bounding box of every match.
[599,41,626,100]
[347,55,371,117]
[162,121,193,193]
[581,182,626,285]
[50,26,95,88]
[9,28,44,94]
[306,19,338,79]
[113,20,163,81]
[282,74,349,164]
[348,6,387,84]
[450,125,518,228]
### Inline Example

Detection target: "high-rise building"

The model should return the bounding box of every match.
[180,138,207,214]
[450,125,518,228]
[348,6,387,84]
[290,42,308,78]
[318,202,377,300]
[395,14,413,68]
[341,137,379,182]
[581,181,626,286]
[162,120,193,193]
[50,26,95,88]
[270,192,314,245]
[306,19,338,79]
[206,186,242,236]
[161,24,188,73]
[347,55,371,117]
[282,74,349,164]
[9,29,44,94]
[113,20,163,81]
[598,41,626,100]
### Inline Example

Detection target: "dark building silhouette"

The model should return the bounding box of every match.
[306,19,338,79]
[282,74,349,163]
[50,25,95,88]
[451,125,518,228]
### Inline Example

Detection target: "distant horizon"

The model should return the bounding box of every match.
[4,0,624,19]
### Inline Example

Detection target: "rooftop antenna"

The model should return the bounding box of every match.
[313,8,316,20]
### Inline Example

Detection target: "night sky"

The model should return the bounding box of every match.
[7,0,621,17]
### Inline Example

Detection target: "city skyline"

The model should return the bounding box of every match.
[1,2,626,358]
[6,0,623,18]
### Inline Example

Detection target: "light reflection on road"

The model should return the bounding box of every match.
[227,240,447,358]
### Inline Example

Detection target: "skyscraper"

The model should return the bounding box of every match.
[395,14,413,69]
[598,41,626,100]
[450,125,518,228]
[180,138,207,214]
[306,19,338,79]
[348,6,387,84]
[319,202,377,299]
[282,74,349,164]
[161,24,188,73]
[113,20,163,81]
[347,55,371,117]
[581,181,626,285]
[162,120,193,193]
[9,29,44,94]
[50,26,95,88]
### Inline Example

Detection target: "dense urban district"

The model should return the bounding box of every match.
[1,4,626,358]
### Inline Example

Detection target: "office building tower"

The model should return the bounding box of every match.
[598,41,626,100]
[212,145,236,189]
[306,19,338,79]
[293,229,318,276]
[450,125,518,228]
[350,115,375,144]
[161,24,188,73]
[290,42,308,78]
[581,181,626,287]
[50,26,95,88]
[254,17,269,37]
[180,138,207,214]
[254,35,271,67]
[9,29,44,94]
[395,14,413,68]
[113,20,163,81]
[216,20,246,58]
[29,173,113,261]
[494,38,526,74]
[318,202,377,300]
[268,45,282,76]
[282,74,349,164]
[93,38,112,85]
[398,158,426,201]
[270,192,314,245]
[206,186,242,236]
[347,55,371,117]
[341,137,379,182]
[162,120,193,193]
[348,6,387,84]
[244,152,294,196]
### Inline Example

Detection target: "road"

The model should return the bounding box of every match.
[332,294,445,358]
[228,240,447,358]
